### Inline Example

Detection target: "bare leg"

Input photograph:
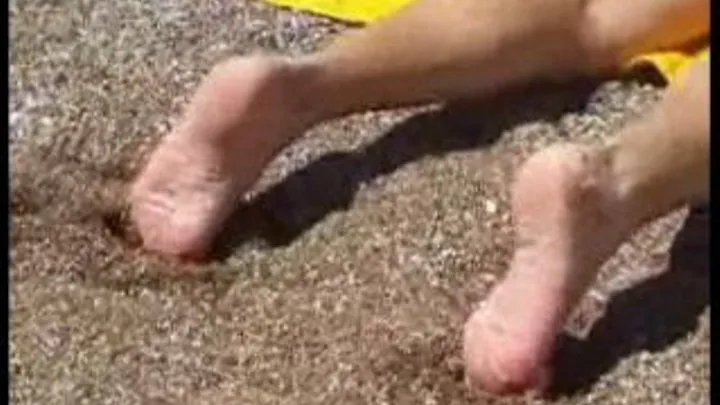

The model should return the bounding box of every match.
[130,0,707,258]
[464,58,709,395]
[130,0,597,258]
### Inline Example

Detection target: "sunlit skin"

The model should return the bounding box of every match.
[129,0,708,396]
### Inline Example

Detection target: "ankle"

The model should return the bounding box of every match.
[606,141,678,226]
[277,56,347,124]
[207,55,331,129]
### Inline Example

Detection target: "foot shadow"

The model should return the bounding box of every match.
[549,207,710,398]
[211,79,601,260]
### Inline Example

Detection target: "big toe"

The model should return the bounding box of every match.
[130,186,215,260]
[463,309,551,396]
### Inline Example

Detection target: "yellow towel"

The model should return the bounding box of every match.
[264,0,708,85]
[627,46,709,85]
[266,0,413,23]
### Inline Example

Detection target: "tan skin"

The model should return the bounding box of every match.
[129,0,709,396]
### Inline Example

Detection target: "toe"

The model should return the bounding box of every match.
[130,199,211,259]
[463,308,550,396]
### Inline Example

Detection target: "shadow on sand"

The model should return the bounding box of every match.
[211,79,600,259]
[549,207,710,397]
[206,73,706,396]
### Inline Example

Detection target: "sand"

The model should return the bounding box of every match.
[10,1,709,404]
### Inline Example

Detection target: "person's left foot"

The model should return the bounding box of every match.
[130,56,316,260]
[463,144,641,396]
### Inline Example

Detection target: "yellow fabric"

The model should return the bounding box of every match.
[264,0,709,84]
[265,0,413,23]
[627,46,709,85]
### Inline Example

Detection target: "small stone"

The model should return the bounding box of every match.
[484,199,498,214]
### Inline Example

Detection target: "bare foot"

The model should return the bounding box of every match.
[130,56,316,259]
[463,144,642,396]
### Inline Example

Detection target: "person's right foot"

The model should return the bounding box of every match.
[130,56,315,260]
[463,144,643,396]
